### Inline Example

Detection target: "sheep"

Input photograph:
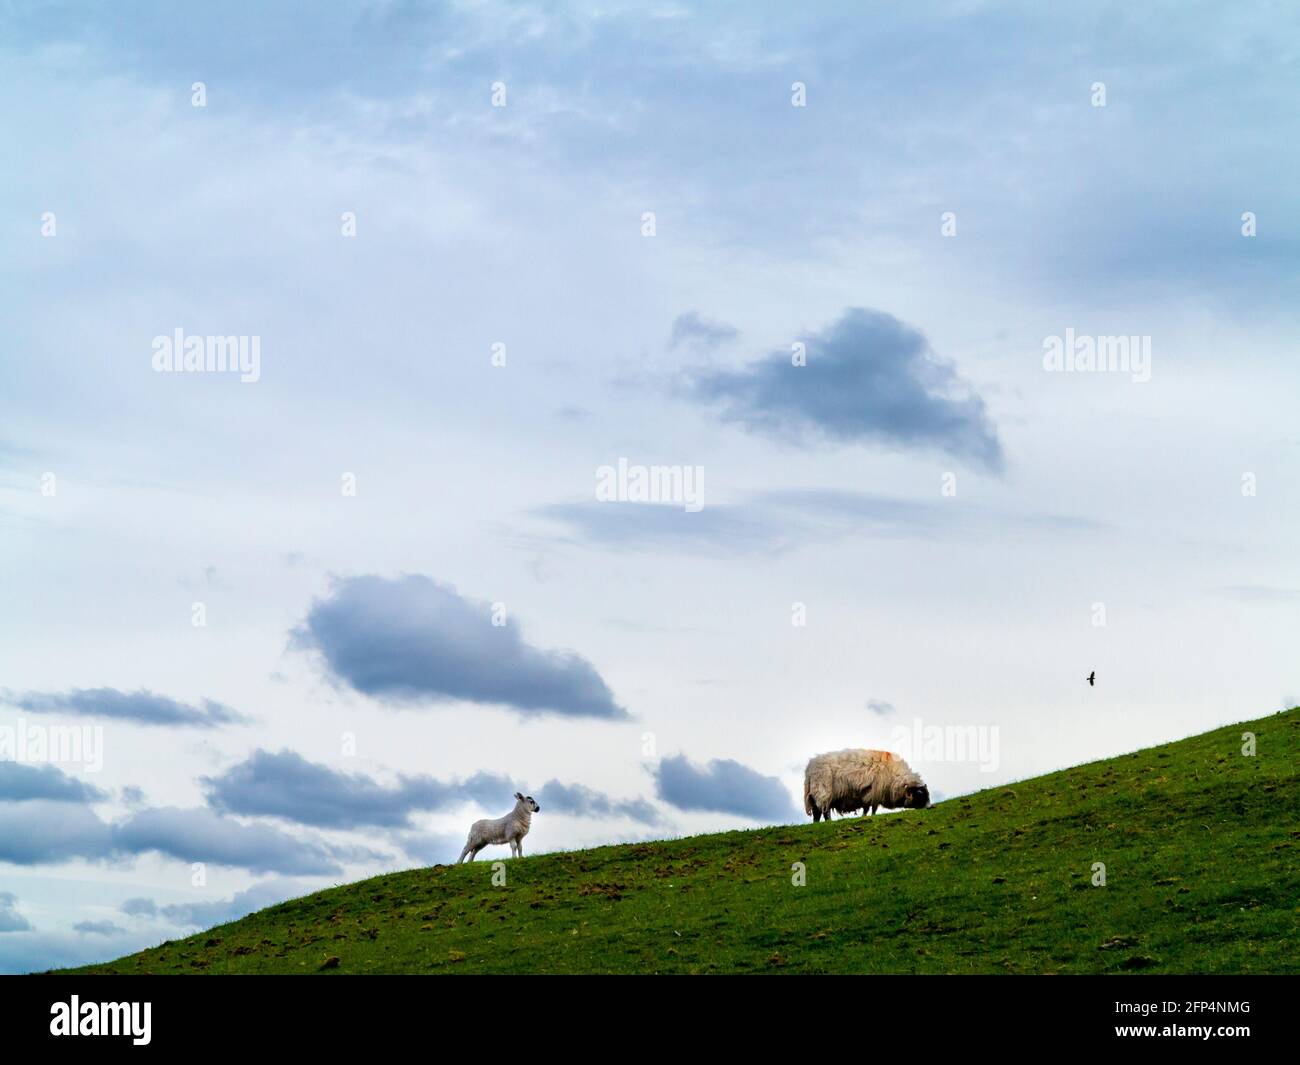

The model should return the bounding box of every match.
[804,749,930,821]
[456,792,540,863]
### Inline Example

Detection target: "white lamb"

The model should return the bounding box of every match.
[456,792,540,863]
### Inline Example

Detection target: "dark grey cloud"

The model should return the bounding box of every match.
[203,749,513,829]
[292,574,627,719]
[395,831,466,866]
[128,880,304,930]
[0,801,114,865]
[0,892,31,933]
[867,699,895,716]
[203,750,666,837]
[686,308,1003,471]
[535,779,665,827]
[112,807,351,876]
[119,898,157,918]
[0,798,357,876]
[0,762,107,804]
[72,920,122,936]
[653,754,798,822]
[536,489,1103,556]
[0,687,248,728]
[0,927,159,976]
[670,311,739,350]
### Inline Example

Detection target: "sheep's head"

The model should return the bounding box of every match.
[902,782,931,809]
[515,791,541,812]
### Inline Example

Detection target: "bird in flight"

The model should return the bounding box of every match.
[1087,671,1095,687]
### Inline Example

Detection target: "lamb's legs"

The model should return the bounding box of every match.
[516,839,524,858]
[457,844,471,864]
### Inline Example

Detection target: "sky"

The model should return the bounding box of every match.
[1,0,1297,973]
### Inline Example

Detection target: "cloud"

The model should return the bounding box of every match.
[0,925,161,975]
[0,801,114,865]
[554,405,593,422]
[72,920,121,936]
[112,807,352,876]
[292,574,627,719]
[0,892,31,933]
[653,754,798,821]
[0,762,107,804]
[867,699,895,715]
[670,310,739,349]
[203,749,513,829]
[535,489,1102,556]
[0,799,358,876]
[119,898,157,918]
[535,779,665,826]
[126,880,305,930]
[203,750,668,840]
[535,500,795,555]
[686,308,1003,470]
[0,687,249,728]
[395,832,466,866]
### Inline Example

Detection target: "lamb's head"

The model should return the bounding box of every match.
[901,779,930,809]
[514,791,541,813]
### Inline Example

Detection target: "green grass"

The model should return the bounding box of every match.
[64,708,1299,974]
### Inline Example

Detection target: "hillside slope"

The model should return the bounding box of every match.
[65,709,1298,974]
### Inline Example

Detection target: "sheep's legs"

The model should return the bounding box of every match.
[809,799,822,823]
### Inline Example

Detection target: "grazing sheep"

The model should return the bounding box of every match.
[457,792,540,863]
[804,749,930,821]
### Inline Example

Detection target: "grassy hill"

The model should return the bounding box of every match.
[65,708,1298,974]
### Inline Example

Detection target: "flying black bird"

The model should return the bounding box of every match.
[1087,671,1095,687]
